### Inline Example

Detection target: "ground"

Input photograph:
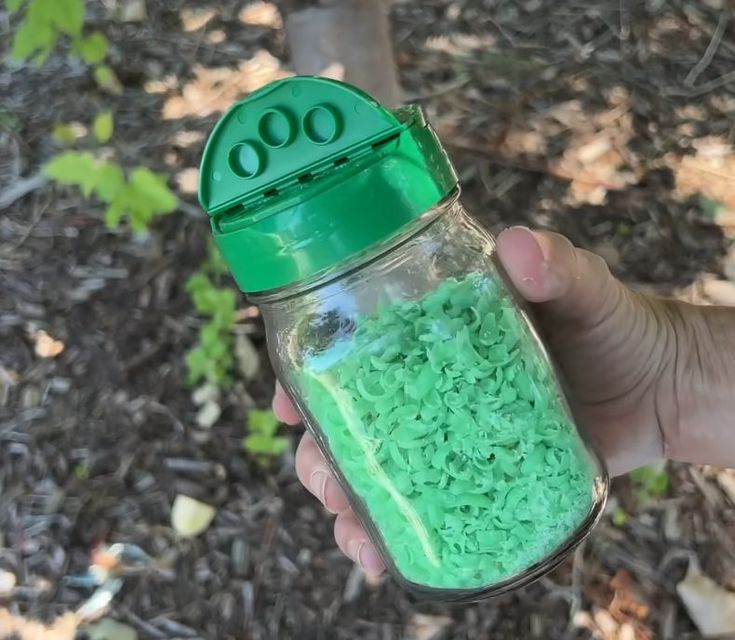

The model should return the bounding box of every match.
[1,1,735,639]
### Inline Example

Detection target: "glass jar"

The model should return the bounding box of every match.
[199,77,608,601]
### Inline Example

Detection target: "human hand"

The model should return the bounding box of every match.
[273,227,686,576]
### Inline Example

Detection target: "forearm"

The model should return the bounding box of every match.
[663,301,735,467]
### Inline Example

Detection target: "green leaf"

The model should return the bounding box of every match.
[204,241,230,275]
[185,347,209,385]
[10,17,49,61]
[128,167,177,214]
[48,0,84,36]
[92,111,114,143]
[44,151,98,196]
[6,0,25,13]
[248,409,279,436]
[76,31,108,64]
[104,197,127,228]
[94,162,125,201]
[244,434,288,456]
[93,64,123,95]
[52,122,77,145]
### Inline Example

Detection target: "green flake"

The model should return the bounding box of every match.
[298,273,598,590]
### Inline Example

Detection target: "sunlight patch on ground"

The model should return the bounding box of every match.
[424,32,497,55]
[666,137,735,225]
[0,609,78,640]
[162,50,290,120]
[239,1,282,29]
[180,7,217,32]
[492,90,639,206]
[176,167,200,195]
[547,96,638,206]
[207,29,226,44]
[172,130,206,148]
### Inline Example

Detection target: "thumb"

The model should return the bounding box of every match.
[496,227,622,324]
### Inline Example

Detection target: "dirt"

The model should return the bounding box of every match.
[1,0,735,638]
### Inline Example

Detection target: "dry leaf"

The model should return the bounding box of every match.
[235,333,260,381]
[163,52,289,120]
[677,558,735,637]
[609,570,650,623]
[171,495,216,537]
[404,613,453,640]
[84,618,138,640]
[34,329,65,358]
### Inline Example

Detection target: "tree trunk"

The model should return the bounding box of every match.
[283,0,401,108]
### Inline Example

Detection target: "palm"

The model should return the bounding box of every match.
[541,287,669,475]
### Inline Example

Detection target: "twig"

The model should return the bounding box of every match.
[685,9,730,88]
[0,173,46,211]
[666,68,735,97]
[1,197,51,254]
[177,199,205,219]
[121,608,167,639]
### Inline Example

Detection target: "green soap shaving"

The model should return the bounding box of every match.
[300,273,597,590]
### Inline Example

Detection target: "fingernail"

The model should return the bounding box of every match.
[309,469,328,504]
[349,540,384,575]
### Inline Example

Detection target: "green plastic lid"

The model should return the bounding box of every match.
[198,76,458,293]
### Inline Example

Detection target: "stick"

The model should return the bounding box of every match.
[684,9,730,88]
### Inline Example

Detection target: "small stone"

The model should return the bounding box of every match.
[0,570,16,597]
[342,564,364,603]
[21,385,41,408]
[231,538,251,576]
[33,330,64,358]
[192,382,219,406]
[120,0,146,22]
[406,614,453,640]
[195,400,221,429]
[663,504,681,541]
[235,334,260,381]
[49,377,71,394]
[171,494,216,537]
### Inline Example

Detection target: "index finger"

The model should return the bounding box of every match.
[272,381,302,425]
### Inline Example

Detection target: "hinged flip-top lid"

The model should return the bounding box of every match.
[199,76,408,218]
[198,77,458,293]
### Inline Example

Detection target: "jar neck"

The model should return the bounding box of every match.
[249,189,461,305]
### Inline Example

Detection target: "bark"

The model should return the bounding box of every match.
[283,0,401,107]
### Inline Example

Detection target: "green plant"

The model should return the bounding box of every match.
[698,194,727,220]
[630,463,670,505]
[185,266,237,388]
[44,113,177,231]
[243,409,288,459]
[8,0,107,67]
[73,462,90,480]
[612,506,629,527]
